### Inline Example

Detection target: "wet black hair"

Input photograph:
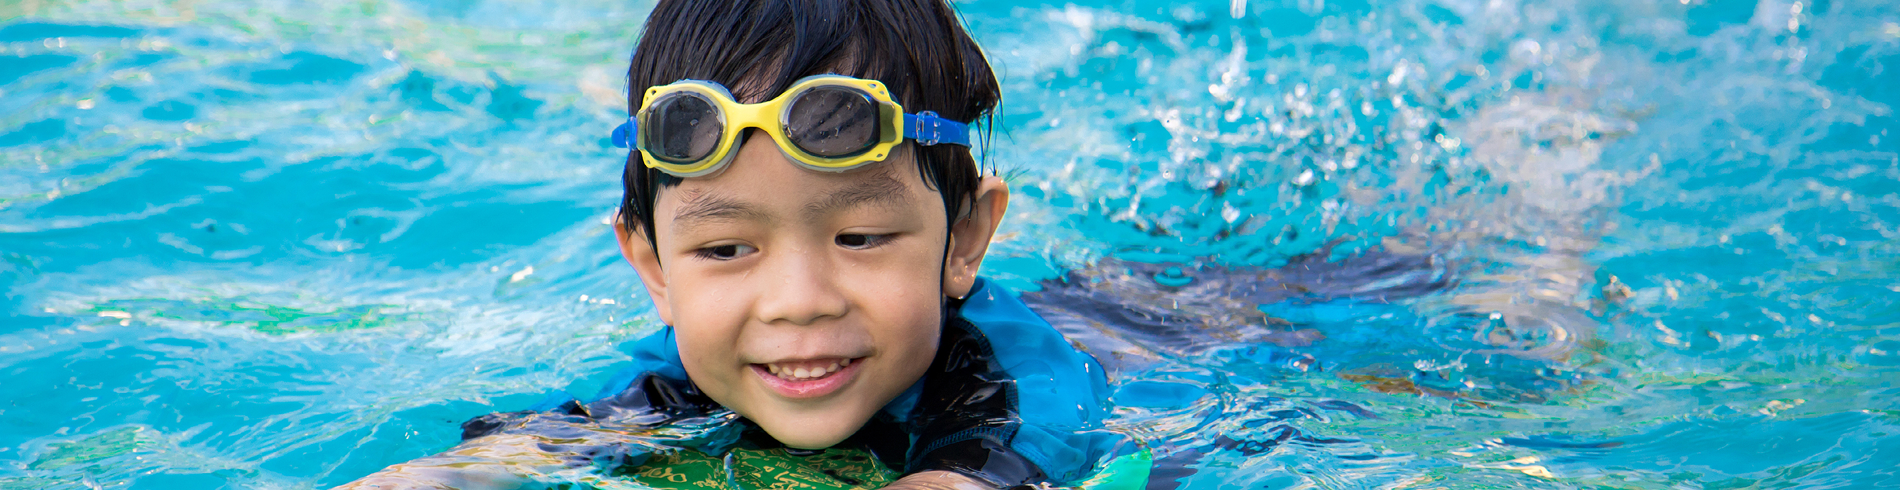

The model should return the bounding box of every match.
[619,0,1000,251]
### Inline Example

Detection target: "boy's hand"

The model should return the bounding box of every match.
[883,471,1002,490]
[331,434,558,489]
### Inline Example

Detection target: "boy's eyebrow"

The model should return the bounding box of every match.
[803,172,913,219]
[673,192,771,230]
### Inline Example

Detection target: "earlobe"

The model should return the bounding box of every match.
[615,214,674,325]
[942,176,1010,299]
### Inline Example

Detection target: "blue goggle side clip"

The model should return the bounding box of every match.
[903,111,971,147]
[611,117,636,149]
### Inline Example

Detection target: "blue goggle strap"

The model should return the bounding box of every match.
[609,112,970,150]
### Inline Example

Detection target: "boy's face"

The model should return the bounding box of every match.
[616,133,1006,448]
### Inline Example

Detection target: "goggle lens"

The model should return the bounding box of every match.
[643,93,724,164]
[784,86,880,158]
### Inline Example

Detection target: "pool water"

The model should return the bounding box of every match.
[3,0,1898,487]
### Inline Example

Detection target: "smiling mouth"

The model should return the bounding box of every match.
[751,357,864,399]
[761,358,854,381]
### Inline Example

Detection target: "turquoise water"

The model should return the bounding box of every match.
[3,0,1898,487]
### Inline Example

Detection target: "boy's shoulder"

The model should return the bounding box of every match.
[929,278,1122,484]
[949,278,1113,428]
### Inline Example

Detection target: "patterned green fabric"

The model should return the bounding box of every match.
[586,445,1151,490]
[617,446,898,490]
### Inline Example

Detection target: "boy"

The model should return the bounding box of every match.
[343,0,1123,488]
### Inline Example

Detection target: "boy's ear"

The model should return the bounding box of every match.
[615,214,675,325]
[943,176,1010,299]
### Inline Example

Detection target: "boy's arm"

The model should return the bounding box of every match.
[334,331,713,490]
[886,471,1001,490]
[333,433,563,489]
[334,375,720,488]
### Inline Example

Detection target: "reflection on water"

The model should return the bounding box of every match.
[4,0,1900,488]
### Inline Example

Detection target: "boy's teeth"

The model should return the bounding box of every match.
[765,359,854,381]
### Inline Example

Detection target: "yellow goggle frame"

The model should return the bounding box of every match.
[630,75,905,177]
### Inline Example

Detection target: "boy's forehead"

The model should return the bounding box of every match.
[661,160,928,228]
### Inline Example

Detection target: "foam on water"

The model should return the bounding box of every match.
[2,0,1898,488]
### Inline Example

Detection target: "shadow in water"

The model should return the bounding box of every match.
[1020,247,1454,374]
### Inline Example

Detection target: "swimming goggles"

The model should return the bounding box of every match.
[610,75,972,177]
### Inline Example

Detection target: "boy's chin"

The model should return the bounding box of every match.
[749,409,871,449]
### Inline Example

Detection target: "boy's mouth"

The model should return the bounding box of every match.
[750,357,864,399]
[761,358,853,381]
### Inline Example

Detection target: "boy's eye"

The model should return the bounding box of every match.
[835,233,890,250]
[695,243,757,260]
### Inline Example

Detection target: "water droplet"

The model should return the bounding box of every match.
[1293,169,1315,186]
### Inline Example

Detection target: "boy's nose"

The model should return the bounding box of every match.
[753,246,849,326]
